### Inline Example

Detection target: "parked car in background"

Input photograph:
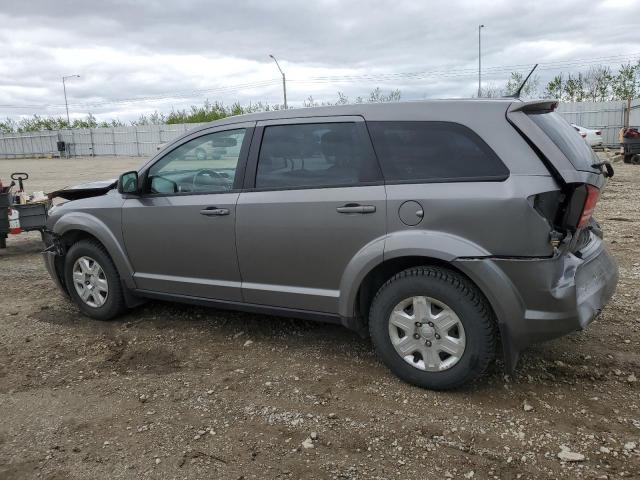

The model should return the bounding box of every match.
[43,100,618,390]
[572,124,603,147]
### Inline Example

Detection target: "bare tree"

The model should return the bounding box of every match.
[504,71,539,98]
[583,66,613,101]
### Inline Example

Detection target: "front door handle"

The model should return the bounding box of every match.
[200,207,230,216]
[336,204,376,214]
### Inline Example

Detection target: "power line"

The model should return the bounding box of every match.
[0,79,283,110]
[0,52,638,111]
[289,52,640,84]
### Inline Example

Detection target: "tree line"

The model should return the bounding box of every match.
[0,88,401,134]
[479,61,639,101]
[1,61,638,134]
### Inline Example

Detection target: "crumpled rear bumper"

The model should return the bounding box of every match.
[455,233,618,371]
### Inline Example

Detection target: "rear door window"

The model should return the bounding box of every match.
[528,112,599,172]
[255,122,381,189]
[367,121,509,183]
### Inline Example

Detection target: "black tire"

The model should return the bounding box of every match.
[64,239,126,320]
[0,235,6,249]
[631,155,640,165]
[369,266,496,390]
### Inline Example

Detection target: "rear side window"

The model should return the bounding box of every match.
[256,122,381,189]
[528,111,599,172]
[367,121,509,183]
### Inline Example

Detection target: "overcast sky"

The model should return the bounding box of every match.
[1,0,639,122]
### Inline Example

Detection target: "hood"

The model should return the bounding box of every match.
[48,178,117,201]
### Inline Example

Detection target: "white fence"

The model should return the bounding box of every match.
[556,99,640,146]
[0,122,208,159]
[0,99,638,159]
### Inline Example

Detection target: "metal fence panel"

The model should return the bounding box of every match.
[630,100,640,128]
[0,103,638,159]
[556,100,631,146]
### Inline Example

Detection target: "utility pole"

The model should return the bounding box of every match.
[269,54,287,109]
[478,25,485,98]
[62,74,80,126]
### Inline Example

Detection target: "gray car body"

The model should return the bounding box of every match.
[44,99,618,371]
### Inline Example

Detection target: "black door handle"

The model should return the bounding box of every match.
[336,204,376,214]
[200,207,230,216]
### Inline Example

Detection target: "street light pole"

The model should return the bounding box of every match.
[478,25,485,98]
[62,74,80,126]
[269,54,287,109]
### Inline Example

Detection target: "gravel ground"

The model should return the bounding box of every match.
[0,155,638,480]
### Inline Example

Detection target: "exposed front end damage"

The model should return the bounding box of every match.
[42,231,68,295]
[48,179,117,201]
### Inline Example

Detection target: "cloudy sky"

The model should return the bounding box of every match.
[1,0,639,122]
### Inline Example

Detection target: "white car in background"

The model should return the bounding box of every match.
[571,124,603,147]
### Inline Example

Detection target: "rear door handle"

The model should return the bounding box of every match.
[336,204,376,214]
[200,207,230,216]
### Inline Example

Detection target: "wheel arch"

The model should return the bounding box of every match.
[52,212,136,289]
[338,230,492,321]
[338,230,523,371]
[346,255,495,328]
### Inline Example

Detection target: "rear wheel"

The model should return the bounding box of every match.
[369,266,496,390]
[64,240,125,320]
[631,155,640,165]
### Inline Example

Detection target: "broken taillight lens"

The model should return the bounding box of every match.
[578,185,600,228]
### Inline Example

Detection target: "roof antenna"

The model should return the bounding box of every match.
[506,64,538,98]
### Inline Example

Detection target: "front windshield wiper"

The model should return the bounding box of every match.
[590,160,614,178]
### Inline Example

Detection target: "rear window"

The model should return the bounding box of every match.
[528,111,599,172]
[367,121,509,183]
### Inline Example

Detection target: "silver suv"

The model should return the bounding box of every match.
[43,100,618,389]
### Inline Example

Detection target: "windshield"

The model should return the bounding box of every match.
[528,111,599,172]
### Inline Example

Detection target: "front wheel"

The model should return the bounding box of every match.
[64,240,126,320]
[369,266,496,390]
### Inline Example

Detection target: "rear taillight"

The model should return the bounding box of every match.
[578,185,599,228]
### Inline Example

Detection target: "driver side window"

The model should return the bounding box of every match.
[147,128,246,194]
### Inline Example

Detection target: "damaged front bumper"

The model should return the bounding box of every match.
[42,232,68,295]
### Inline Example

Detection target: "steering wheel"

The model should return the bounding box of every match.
[192,169,231,190]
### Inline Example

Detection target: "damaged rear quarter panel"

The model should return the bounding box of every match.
[385,174,560,258]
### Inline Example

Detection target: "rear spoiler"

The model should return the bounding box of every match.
[508,100,559,113]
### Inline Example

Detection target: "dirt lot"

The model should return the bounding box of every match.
[0,156,639,480]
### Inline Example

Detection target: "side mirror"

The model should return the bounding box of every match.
[117,171,140,194]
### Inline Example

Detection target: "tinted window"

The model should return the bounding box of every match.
[148,129,246,194]
[528,112,599,172]
[367,121,509,182]
[256,123,380,189]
